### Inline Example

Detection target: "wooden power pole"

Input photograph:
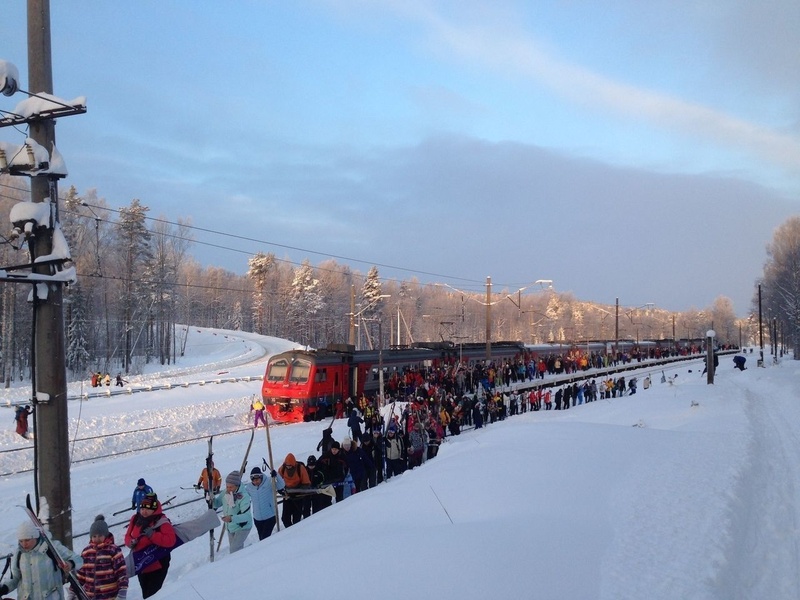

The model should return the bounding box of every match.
[27,0,73,545]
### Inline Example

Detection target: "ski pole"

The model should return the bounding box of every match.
[112,506,134,516]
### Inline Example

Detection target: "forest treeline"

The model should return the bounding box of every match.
[0,178,786,383]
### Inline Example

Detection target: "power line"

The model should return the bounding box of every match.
[0,179,493,290]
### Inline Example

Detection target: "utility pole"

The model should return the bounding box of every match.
[28,0,72,544]
[348,284,355,346]
[485,276,491,360]
[614,297,619,357]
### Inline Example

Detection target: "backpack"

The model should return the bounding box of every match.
[16,544,61,580]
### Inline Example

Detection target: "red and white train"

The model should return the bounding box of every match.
[260,341,526,423]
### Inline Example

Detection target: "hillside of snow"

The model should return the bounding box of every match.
[1,332,798,599]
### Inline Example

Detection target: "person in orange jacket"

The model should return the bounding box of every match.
[197,460,222,494]
[124,493,177,599]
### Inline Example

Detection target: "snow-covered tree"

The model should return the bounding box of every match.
[115,199,153,372]
[66,284,91,374]
[287,260,325,346]
[247,252,275,335]
[760,216,800,356]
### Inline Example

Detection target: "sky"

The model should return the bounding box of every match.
[1,327,797,599]
[1,1,799,314]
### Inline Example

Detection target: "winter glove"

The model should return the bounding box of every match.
[270,470,278,478]
[130,503,136,510]
[0,584,9,595]
[142,527,155,538]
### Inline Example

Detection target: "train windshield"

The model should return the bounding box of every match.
[266,358,289,382]
[289,358,311,383]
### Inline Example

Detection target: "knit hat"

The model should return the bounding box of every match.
[226,471,242,487]
[137,478,146,486]
[250,467,263,477]
[139,493,159,510]
[89,515,109,538]
[306,455,316,466]
[17,520,38,540]
[342,437,352,450]
[331,441,341,449]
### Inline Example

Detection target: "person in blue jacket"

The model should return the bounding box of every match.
[131,478,154,510]
[244,466,284,540]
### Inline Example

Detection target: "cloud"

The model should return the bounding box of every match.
[378,1,800,179]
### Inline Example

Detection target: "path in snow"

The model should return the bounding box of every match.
[716,368,800,599]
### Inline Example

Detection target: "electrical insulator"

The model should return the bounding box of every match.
[1,76,17,96]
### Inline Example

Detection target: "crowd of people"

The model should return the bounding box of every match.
[2,346,719,599]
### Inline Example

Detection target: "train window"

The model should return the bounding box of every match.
[315,368,327,383]
[290,358,311,383]
[266,359,289,382]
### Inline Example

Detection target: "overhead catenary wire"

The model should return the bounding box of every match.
[0,179,520,292]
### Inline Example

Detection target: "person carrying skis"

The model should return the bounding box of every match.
[384,426,405,479]
[278,453,312,527]
[196,461,222,494]
[213,471,252,553]
[317,441,348,502]
[0,520,83,600]
[316,427,334,454]
[76,515,128,599]
[131,478,154,510]
[244,467,284,541]
[341,437,373,493]
[124,493,177,598]
[347,408,364,440]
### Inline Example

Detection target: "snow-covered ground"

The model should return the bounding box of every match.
[0,330,797,600]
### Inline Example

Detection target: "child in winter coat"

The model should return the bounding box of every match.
[76,515,128,599]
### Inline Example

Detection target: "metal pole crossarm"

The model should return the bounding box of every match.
[0,103,85,128]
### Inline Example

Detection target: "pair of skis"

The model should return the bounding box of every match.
[213,427,256,553]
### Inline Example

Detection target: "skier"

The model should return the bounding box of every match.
[384,427,405,479]
[347,408,364,440]
[250,398,267,428]
[316,427,334,454]
[316,441,347,502]
[244,466,284,541]
[131,478,154,510]
[124,494,176,598]
[213,471,252,553]
[0,521,83,599]
[341,437,373,493]
[196,460,222,494]
[14,404,32,439]
[115,373,125,387]
[278,454,311,527]
[76,515,128,600]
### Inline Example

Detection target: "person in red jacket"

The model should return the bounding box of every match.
[124,493,177,598]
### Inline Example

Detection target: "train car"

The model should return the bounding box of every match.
[261,341,527,423]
